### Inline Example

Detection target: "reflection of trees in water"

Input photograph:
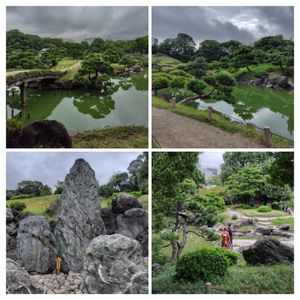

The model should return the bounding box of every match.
[232,102,257,121]
[73,92,115,119]
[131,72,148,91]
[118,78,132,91]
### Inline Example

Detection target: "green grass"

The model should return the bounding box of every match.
[152,55,184,71]
[153,96,292,148]
[72,125,148,148]
[52,58,79,71]
[58,66,80,81]
[271,217,294,226]
[234,208,287,218]
[152,263,294,294]
[7,195,56,215]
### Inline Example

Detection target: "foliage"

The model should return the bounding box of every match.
[176,247,229,282]
[257,205,272,213]
[54,181,64,194]
[181,57,208,78]
[232,46,257,72]
[152,73,170,90]
[152,237,169,265]
[11,194,32,200]
[9,201,26,211]
[16,180,52,197]
[224,166,265,204]
[186,79,207,95]
[152,152,205,216]
[213,247,239,266]
[271,217,294,226]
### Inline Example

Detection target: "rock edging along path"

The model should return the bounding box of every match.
[152,107,266,148]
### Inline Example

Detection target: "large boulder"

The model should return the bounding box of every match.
[112,194,143,214]
[255,226,272,235]
[19,120,72,148]
[242,236,294,265]
[17,216,57,274]
[53,159,106,272]
[83,234,148,294]
[6,208,29,260]
[275,76,290,89]
[6,258,43,294]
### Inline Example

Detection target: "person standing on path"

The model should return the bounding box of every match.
[227,223,233,249]
[221,228,231,249]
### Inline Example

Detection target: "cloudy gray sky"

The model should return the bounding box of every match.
[6,6,148,41]
[199,152,224,171]
[153,6,294,44]
[6,152,142,190]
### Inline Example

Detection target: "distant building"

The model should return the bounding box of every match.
[152,37,158,46]
[202,167,219,179]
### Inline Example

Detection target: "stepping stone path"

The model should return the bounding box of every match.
[30,272,87,294]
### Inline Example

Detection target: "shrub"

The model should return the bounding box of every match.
[170,76,186,88]
[11,194,31,200]
[152,236,169,265]
[128,191,142,198]
[213,247,240,266]
[237,204,253,209]
[257,205,272,213]
[232,215,238,220]
[10,201,26,211]
[176,247,229,282]
[271,201,281,210]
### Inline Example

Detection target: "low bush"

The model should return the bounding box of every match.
[213,247,240,266]
[257,205,272,213]
[152,236,169,265]
[10,201,26,211]
[232,215,238,220]
[176,247,229,282]
[236,204,253,209]
[11,194,31,200]
[271,201,281,210]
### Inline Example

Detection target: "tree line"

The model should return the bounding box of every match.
[7,29,148,69]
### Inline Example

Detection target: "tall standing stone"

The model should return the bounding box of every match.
[53,159,106,272]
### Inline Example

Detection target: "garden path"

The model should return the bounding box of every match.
[152,107,265,148]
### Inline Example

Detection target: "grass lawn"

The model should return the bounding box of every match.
[234,208,287,218]
[52,58,79,70]
[152,262,294,294]
[58,65,80,81]
[152,96,292,148]
[272,217,294,226]
[152,55,184,71]
[7,195,56,215]
[72,125,148,148]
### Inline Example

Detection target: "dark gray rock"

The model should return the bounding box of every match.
[100,207,117,235]
[53,159,106,272]
[242,236,294,265]
[279,224,290,231]
[275,76,290,89]
[6,208,14,223]
[17,216,57,274]
[19,120,72,148]
[6,258,43,294]
[83,234,148,294]
[112,194,143,214]
[255,226,272,235]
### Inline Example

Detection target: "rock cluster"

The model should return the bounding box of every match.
[53,159,106,272]
[31,272,86,294]
[83,234,148,294]
[17,216,57,274]
[239,76,293,90]
[101,194,148,256]
[242,236,294,265]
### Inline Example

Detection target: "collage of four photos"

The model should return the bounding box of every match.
[5,4,295,295]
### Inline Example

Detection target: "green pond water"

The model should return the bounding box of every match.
[195,85,294,140]
[7,70,148,135]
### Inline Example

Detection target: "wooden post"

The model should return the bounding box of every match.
[208,106,213,122]
[11,109,14,117]
[205,282,212,294]
[263,126,270,147]
[170,97,176,107]
[27,112,31,119]
[20,82,26,107]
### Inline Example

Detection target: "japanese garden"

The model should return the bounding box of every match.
[152,152,294,294]
[152,7,294,148]
[6,7,148,148]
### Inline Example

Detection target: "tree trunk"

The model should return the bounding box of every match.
[177,221,188,259]
[247,65,251,72]
[280,63,284,72]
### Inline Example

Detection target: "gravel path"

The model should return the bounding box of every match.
[152,107,265,148]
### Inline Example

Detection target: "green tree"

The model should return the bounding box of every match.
[89,37,105,53]
[16,180,52,197]
[152,152,204,216]
[224,166,266,204]
[232,45,256,72]
[198,40,225,62]
[132,36,148,54]
[220,152,272,182]
[54,181,64,194]
[181,56,208,78]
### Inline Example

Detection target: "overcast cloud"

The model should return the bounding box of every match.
[6,152,142,190]
[153,6,294,44]
[199,152,224,171]
[7,6,148,41]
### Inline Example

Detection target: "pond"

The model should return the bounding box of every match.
[7,70,148,135]
[194,85,294,140]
